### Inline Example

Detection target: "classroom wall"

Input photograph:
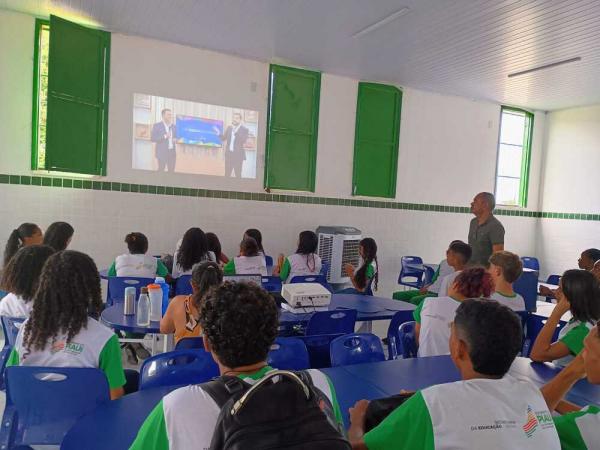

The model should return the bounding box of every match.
[0,9,544,296]
[535,105,600,278]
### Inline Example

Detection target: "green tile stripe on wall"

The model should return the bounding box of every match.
[0,173,597,221]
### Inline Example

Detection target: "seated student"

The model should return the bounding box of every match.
[131,282,344,449]
[393,241,460,305]
[488,251,525,311]
[539,248,600,298]
[0,245,55,318]
[107,232,169,278]
[244,228,266,257]
[436,240,472,297]
[414,267,493,357]
[274,230,322,283]
[161,261,223,343]
[349,299,561,450]
[43,221,74,252]
[530,269,600,367]
[6,250,129,400]
[3,223,43,267]
[541,325,600,449]
[342,238,378,294]
[172,227,216,278]
[223,237,268,276]
[206,232,229,265]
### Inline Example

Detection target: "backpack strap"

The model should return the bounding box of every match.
[202,376,248,409]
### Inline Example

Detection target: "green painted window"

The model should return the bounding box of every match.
[495,107,534,207]
[352,82,402,198]
[264,64,321,192]
[32,16,110,175]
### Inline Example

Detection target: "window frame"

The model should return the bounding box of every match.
[31,18,50,171]
[494,106,534,208]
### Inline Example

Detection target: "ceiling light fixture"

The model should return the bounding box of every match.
[352,7,411,38]
[508,57,582,78]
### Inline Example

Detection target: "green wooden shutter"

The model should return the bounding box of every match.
[45,15,110,175]
[264,65,321,192]
[352,82,402,198]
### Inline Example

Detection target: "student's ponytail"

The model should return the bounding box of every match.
[355,238,378,291]
[191,261,224,310]
[3,223,40,267]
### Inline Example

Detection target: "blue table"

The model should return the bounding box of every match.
[61,356,600,449]
[101,303,161,334]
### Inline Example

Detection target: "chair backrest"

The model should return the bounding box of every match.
[289,274,332,292]
[521,256,540,271]
[423,266,436,286]
[547,274,561,285]
[398,256,425,284]
[297,333,345,369]
[261,276,282,293]
[305,309,357,336]
[175,275,193,296]
[174,337,205,350]
[515,311,530,356]
[320,261,330,278]
[513,270,538,312]
[107,276,154,306]
[267,337,310,370]
[265,255,274,266]
[398,321,418,358]
[1,316,25,347]
[385,310,414,360]
[139,349,220,390]
[330,333,385,367]
[3,366,109,446]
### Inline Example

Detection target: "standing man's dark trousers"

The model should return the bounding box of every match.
[156,148,176,172]
[225,151,244,177]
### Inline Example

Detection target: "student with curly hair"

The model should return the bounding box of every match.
[0,245,55,318]
[172,228,216,279]
[414,267,494,357]
[3,223,43,267]
[161,261,223,343]
[274,230,322,283]
[7,251,128,399]
[43,221,74,251]
[107,232,169,278]
[131,281,344,449]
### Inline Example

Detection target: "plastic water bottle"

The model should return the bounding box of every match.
[154,277,170,316]
[137,287,150,327]
[148,284,163,322]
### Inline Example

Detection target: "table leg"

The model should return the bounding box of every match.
[151,333,156,356]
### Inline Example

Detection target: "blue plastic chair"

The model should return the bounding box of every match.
[386,310,415,360]
[175,275,193,296]
[139,349,220,390]
[262,276,282,293]
[297,333,345,369]
[267,337,310,370]
[330,333,386,367]
[398,256,426,289]
[0,316,26,391]
[174,337,204,350]
[397,321,418,358]
[1,366,109,447]
[521,256,540,272]
[290,274,332,292]
[0,290,6,299]
[320,261,330,278]
[107,276,154,306]
[514,270,539,312]
[265,255,274,266]
[305,309,357,336]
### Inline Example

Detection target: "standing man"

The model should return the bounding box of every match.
[215,112,249,178]
[468,192,504,266]
[151,108,177,172]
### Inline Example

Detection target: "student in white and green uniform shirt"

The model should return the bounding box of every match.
[530,270,600,367]
[223,237,268,276]
[0,244,55,319]
[6,250,128,399]
[341,238,378,294]
[274,231,322,283]
[488,251,526,311]
[541,323,600,450]
[131,282,344,449]
[414,267,494,357]
[392,258,453,304]
[349,299,561,450]
[108,232,168,278]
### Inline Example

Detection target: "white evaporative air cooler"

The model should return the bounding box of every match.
[316,226,362,284]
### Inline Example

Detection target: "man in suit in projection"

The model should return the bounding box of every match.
[215,112,249,178]
[151,108,177,172]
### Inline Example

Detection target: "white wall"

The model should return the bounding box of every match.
[0,9,542,296]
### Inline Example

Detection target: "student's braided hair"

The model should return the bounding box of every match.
[355,238,378,291]
[23,250,102,352]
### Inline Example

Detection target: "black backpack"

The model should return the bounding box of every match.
[202,369,351,450]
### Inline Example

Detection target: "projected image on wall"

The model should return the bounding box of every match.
[132,94,258,178]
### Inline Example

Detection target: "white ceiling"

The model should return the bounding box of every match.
[2,0,600,111]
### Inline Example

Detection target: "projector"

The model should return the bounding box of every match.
[281,283,331,308]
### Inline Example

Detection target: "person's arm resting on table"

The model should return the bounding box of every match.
[540,354,585,413]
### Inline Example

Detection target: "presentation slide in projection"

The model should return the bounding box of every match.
[132,93,259,178]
